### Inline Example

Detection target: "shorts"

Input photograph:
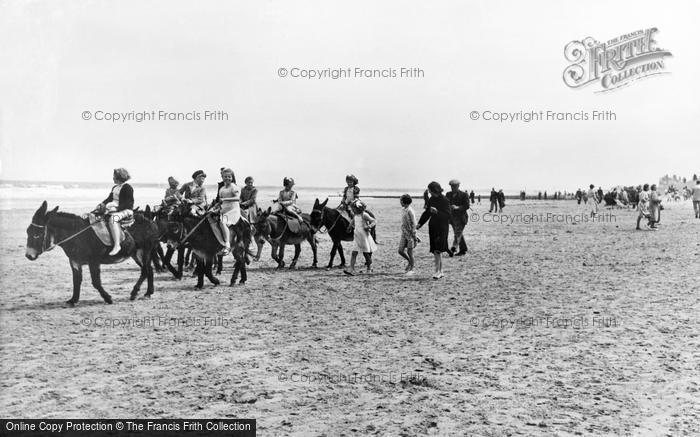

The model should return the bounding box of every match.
[398,234,416,251]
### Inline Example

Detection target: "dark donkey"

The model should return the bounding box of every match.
[254,208,318,269]
[25,201,159,305]
[144,206,187,280]
[310,198,377,269]
[165,206,252,288]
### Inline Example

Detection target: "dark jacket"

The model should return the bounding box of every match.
[103,183,134,211]
[446,190,470,224]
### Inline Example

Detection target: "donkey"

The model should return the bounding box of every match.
[25,201,159,305]
[164,206,252,288]
[144,206,187,279]
[310,198,377,269]
[254,208,318,269]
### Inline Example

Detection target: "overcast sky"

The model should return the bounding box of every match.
[1,0,698,192]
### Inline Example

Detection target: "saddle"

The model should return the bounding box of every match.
[274,214,310,236]
[88,213,133,246]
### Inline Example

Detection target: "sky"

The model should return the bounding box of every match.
[1,0,698,192]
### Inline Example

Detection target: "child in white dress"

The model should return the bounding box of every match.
[344,200,377,276]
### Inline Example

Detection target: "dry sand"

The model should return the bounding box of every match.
[1,199,698,436]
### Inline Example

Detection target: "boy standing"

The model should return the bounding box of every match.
[398,194,417,275]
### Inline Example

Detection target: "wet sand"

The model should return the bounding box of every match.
[1,199,698,436]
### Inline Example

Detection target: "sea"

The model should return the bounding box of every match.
[0,181,432,212]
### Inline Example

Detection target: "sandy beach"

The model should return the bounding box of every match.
[1,198,698,436]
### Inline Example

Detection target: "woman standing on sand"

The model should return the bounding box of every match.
[416,181,451,279]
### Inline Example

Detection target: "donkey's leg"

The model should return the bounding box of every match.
[130,249,147,300]
[277,244,286,269]
[67,260,83,306]
[240,263,247,284]
[176,247,184,279]
[215,254,224,275]
[230,261,239,286]
[162,246,179,278]
[205,258,220,286]
[327,240,337,269]
[289,244,301,269]
[337,242,346,268]
[88,261,113,304]
[144,248,155,297]
[194,259,204,290]
[309,236,318,268]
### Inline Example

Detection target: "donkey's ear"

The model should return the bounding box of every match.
[266,206,272,214]
[145,205,151,213]
[313,198,319,208]
[38,200,48,215]
[321,198,328,208]
[50,206,59,214]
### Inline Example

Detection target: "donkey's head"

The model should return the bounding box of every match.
[26,201,58,260]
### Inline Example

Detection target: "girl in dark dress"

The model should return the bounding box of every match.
[417,181,450,279]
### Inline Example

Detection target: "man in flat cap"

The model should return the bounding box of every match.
[180,170,208,216]
[446,179,469,256]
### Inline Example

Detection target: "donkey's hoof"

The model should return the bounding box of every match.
[142,293,152,299]
[65,299,77,307]
[211,278,220,286]
[311,263,318,269]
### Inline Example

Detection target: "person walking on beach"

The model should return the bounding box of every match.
[497,189,506,213]
[446,179,469,256]
[469,190,475,205]
[649,184,662,228]
[636,184,652,230]
[587,184,598,218]
[489,188,498,213]
[417,182,451,280]
[398,194,417,275]
[576,189,582,205]
[693,180,700,219]
[344,200,377,276]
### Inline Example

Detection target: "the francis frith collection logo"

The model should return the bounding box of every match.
[563,28,672,92]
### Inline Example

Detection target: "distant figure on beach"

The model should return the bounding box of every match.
[469,190,475,204]
[446,179,469,256]
[649,184,662,228]
[477,194,481,204]
[597,187,604,205]
[538,191,542,200]
[397,194,417,275]
[544,191,548,200]
[636,184,652,230]
[587,184,598,217]
[343,200,377,276]
[693,180,700,219]
[519,191,526,201]
[497,189,505,212]
[417,182,450,280]
[489,188,498,212]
